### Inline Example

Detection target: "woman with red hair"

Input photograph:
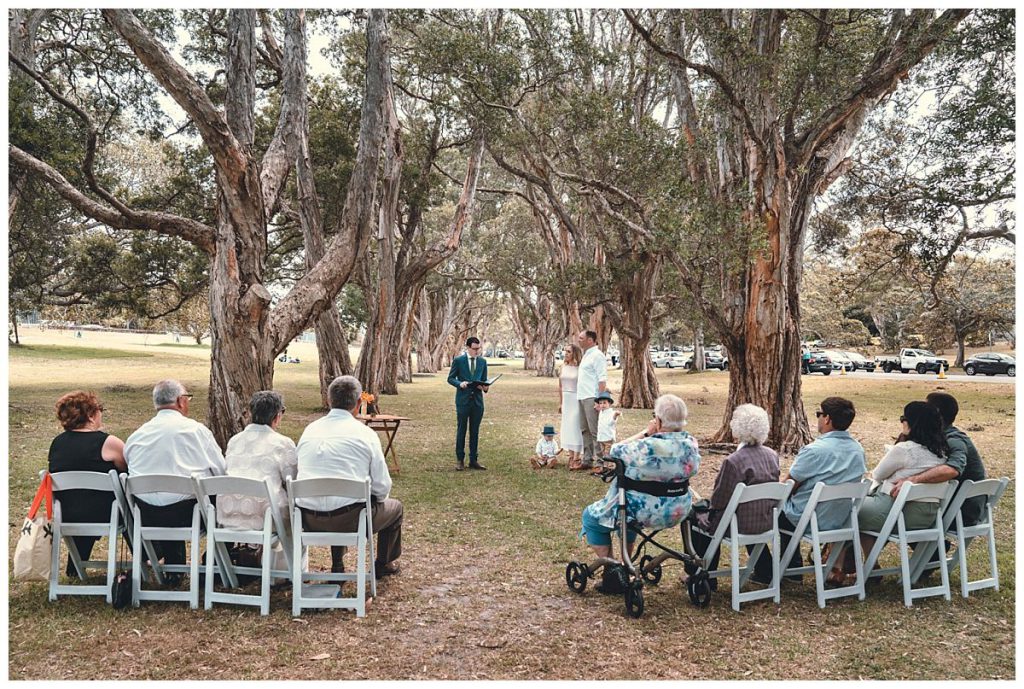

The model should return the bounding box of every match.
[48,390,127,576]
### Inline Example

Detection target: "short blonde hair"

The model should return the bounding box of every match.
[730,404,770,445]
[654,394,688,431]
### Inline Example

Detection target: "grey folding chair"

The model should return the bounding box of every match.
[779,480,872,608]
[47,469,123,602]
[861,480,957,607]
[194,475,292,615]
[909,477,1009,597]
[123,474,202,609]
[286,477,376,617]
[691,480,794,611]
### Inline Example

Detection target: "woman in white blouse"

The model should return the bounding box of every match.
[830,400,948,583]
[220,390,300,571]
[559,344,585,469]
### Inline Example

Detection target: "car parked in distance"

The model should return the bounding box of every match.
[824,350,854,372]
[875,348,948,374]
[964,352,1015,377]
[842,351,876,372]
[802,351,833,375]
[686,351,727,370]
[666,352,692,369]
[651,351,673,368]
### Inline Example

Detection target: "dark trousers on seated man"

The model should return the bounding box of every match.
[455,404,484,466]
[301,498,403,572]
[135,498,201,566]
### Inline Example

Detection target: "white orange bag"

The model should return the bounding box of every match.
[14,473,54,581]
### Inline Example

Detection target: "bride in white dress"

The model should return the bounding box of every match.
[558,344,584,468]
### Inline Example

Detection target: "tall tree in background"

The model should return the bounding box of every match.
[10,9,391,445]
[624,8,970,449]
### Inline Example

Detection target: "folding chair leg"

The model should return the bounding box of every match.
[356,524,367,618]
[106,511,118,603]
[190,509,200,610]
[261,526,272,616]
[852,530,866,601]
[292,511,302,618]
[730,542,740,612]
[988,524,1000,593]
[132,510,143,608]
[205,508,216,611]
[771,530,781,604]
[898,532,913,608]
[937,534,951,602]
[810,530,826,609]
[49,518,61,602]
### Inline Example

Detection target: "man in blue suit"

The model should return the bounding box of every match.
[447,336,490,471]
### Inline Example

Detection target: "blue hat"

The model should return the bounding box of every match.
[595,391,614,403]
[542,424,556,435]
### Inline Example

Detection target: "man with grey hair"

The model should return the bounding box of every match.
[296,375,403,577]
[124,379,225,569]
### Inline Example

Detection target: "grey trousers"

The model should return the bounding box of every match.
[301,498,404,567]
[578,397,599,465]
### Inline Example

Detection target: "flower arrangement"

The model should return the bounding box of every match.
[359,391,377,417]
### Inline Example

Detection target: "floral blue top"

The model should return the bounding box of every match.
[583,431,700,531]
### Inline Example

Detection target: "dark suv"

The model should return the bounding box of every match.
[802,351,832,375]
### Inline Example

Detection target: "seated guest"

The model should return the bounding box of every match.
[686,404,779,588]
[831,401,948,581]
[219,390,299,571]
[124,380,225,570]
[779,397,866,578]
[889,392,987,525]
[296,375,402,578]
[580,394,699,593]
[48,390,127,576]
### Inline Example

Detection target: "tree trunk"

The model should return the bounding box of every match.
[691,325,705,372]
[11,312,20,345]
[613,258,660,408]
[955,331,967,368]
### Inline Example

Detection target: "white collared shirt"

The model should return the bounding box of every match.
[576,345,608,400]
[219,423,298,531]
[124,409,226,505]
[295,408,392,511]
[597,408,618,441]
[535,438,560,456]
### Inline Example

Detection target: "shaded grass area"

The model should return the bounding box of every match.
[7,347,1015,680]
[9,344,154,360]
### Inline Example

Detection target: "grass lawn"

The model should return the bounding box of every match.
[7,337,1015,680]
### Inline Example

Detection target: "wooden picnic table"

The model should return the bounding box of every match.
[356,414,410,475]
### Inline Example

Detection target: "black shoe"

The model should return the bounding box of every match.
[468,462,487,470]
[375,561,400,579]
[456,459,465,471]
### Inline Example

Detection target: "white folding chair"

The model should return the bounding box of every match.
[194,475,292,615]
[287,477,376,617]
[47,470,123,602]
[861,480,957,607]
[123,474,202,609]
[691,480,793,611]
[909,477,1009,597]
[779,480,871,608]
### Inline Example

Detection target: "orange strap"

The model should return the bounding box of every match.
[27,473,53,521]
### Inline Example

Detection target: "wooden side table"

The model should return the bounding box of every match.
[357,414,410,474]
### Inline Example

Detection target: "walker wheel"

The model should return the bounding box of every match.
[639,555,663,585]
[624,579,644,618]
[687,570,712,608]
[565,561,588,593]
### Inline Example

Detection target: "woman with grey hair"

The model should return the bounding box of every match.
[579,393,700,593]
[685,403,780,587]
[219,390,300,571]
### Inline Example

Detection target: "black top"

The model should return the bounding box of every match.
[48,430,119,522]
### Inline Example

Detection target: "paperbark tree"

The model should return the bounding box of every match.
[621,8,970,449]
[10,9,391,445]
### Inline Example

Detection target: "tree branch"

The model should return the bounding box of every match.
[10,145,216,252]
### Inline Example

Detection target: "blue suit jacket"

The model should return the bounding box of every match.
[448,353,488,410]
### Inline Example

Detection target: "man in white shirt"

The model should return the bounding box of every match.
[575,330,608,469]
[124,379,225,566]
[296,375,403,577]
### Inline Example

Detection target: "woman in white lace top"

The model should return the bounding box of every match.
[559,343,584,469]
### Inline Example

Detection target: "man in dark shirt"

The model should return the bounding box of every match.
[889,392,987,525]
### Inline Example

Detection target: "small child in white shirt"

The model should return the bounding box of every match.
[531,424,562,469]
[594,391,621,459]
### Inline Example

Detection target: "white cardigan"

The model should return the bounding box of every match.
[871,440,945,501]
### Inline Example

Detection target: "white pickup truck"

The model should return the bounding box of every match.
[874,348,949,374]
